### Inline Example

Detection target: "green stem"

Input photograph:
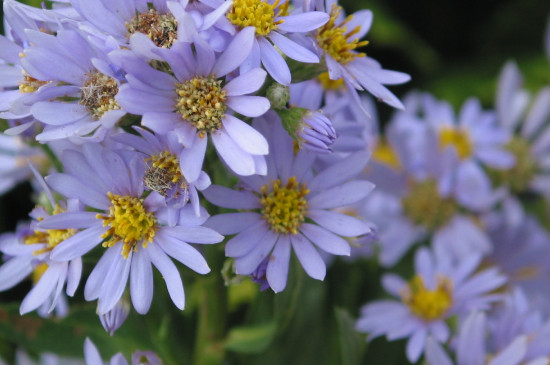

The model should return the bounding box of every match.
[38,143,63,172]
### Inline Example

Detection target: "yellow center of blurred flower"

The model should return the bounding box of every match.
[315,4,368,65]
[438,126,473,160]
[402,275,453,321]
[488,137,536,193]
[401,179,457,231]
[32,262,49,284]
[372,140,401,169]
[24,205,76,256]
[97,193,156,259]
[317,72,345,91]
[260,177,309,234]
[126,9,178,48]
[144,151,187,196]
[80,71,121,120]
[227,0,289,36]
[175,76,227,137]
[19,71,48,93]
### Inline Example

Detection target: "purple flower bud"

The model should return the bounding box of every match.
[132,350,162,365]
[298,111,337,153]
[100,299,130,336]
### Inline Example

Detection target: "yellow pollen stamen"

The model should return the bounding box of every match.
[317,72,345,91]
[80,71,121,120]
[227,0,289,36]
[260,177,309,234]
[401,179,457,231]
[488,137,536,193]
[402,275,453,321]
[438,126,473,160]
[24,205,76,256]
[315,4,368,64]
[175,76,227,135]
[96,193,156,259]
[126,9,178,48]
[19,71,48,93]
[144,151,187,196]
[372,140,400,169]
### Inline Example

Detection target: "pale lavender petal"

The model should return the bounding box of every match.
[203,212,262,235]
[31,102,89,125]
[38,211,98,229]
[291,233,326,280]
[98,248,132,314]
[308,150,370,191]
[225,221,269,257]
[66,258,82,296]
[346,10,373,40]
[179,134,207,182]
[224,68,267,96]
[46,173,110,210]
[212,26,255,77]
[50,225,105,262]
[84,338,103,365]
[20,265,61,314]
[308,181,375,209]
[300,223,350,256]
[227,96,270,117]
[266,235,291,292]
[61,150,109,193]
[156,230,210,274]
[203,184,261,209]
[211,129,256,176]
[277,12,329,32]
[163,226,223,244]
[425,338,454,365]
[116,85,175,114]
[85,245,119,300]
[270,32,319,63]
[223,114,269,154]
[406,329,427,363]
[235,229,278,275]
[258,37,291,85]
[308,209,371,237]
[489,336,527,365]
[0,257,33,291]
[147,243,185,310]
[130,248,153,314]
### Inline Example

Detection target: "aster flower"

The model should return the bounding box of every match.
[204,0,329,85]
[0,165,82,316]
[116,31,270,177]
[308,0,410,109]
[41,144,223,314]
[21,29,126,142]
[0,133,45,194]
[425,311,528,365]
[356,247,507,363]
[112,127,211,214]
[204,117,374,292]
[490,61,550,195]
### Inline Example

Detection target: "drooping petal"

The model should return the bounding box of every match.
[291,233,326,280]
[266,235,290,292]
[130,248,154,314]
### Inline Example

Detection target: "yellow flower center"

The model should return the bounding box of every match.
[402,275,453,321]
[144,151,187,196]
[372,140,401,169]
[488,137,536,193]
[126,9,178,48]
[24,205,76,256]
[401,179,457,231]
[438,126,473,160]
[80,71,121,120]
[317,72,345,91]
[260,177,309,234]
[315,4,368,65]
[19,71,48,93]
[97,193,157,259]
[227,0,289,36]
[32,262,49,284]
[175,76,227,136]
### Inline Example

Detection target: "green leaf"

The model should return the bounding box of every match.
[334,308,366,365]
[224,322,277,354]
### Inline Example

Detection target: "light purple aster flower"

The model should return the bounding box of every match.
[308,0,410,109]
[492,61,550,195]
[112,127,211,214]
[0,134,45,194]
[356,247,507,363]
[4,349,84,365]
[40,144,223,314]
[21,29,126,142]
[115,31,270,177]
[204,117,374,292]
[425,311,528,365]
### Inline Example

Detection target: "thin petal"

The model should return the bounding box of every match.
[266,235,291,292]
[300,223,350,256]
[130,248,153,314]
[308,209,372,237]
[291,233,326,280]
[148,243,185,310]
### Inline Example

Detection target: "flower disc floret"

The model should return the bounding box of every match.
[19,71,48,93]
[317,72,345,91]
[315,4,368,65]
[402,180,457,231]
[97,193,156,259]
[372,140,401,169]
[438,126,473,160]
[145,151,186,196]
[80,71,121,120]
[227,0,289,36]
[24,205,76,256]
[260,177,309,234]
[175,76,227,136]
[489,137,536,192]
[402,275,453,321]
[126,9,178,48]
